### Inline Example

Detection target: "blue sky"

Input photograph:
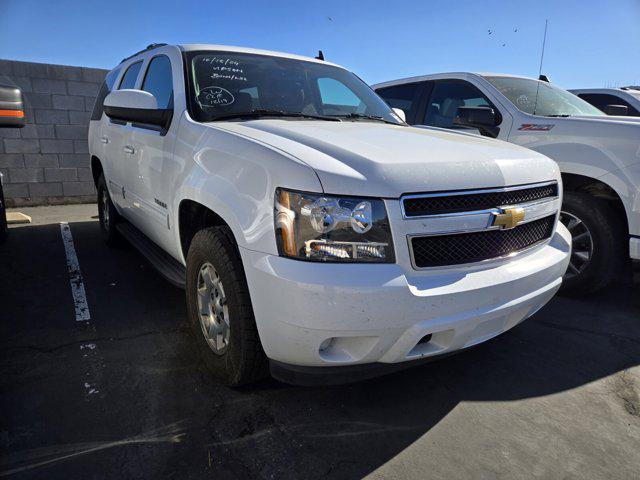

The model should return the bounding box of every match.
[1,0,639,89]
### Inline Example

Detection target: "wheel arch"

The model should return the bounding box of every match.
[177,199,237,261]
[90,155,103,186]
[561,172,629,234]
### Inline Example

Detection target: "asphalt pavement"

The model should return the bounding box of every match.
[1,204,639,479]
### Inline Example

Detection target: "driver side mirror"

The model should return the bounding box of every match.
[453,106,499,138]
[0,85,26,128]
[604,104,628,116]
[103,89,172,128]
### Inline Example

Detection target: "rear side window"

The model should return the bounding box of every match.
[90,68,121,121]
[141,55,173,109]
[376,83,422,123]
[118,61,143,90]
[577,93,639,116]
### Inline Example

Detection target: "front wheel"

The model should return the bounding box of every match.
[185,226,267,386]
[559,191,626,295]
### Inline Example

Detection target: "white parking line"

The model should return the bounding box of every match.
[60,222,91,321]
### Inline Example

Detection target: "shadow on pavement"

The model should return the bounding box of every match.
[1,220,639,479]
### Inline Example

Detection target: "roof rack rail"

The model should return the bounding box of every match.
[120,43,168,64]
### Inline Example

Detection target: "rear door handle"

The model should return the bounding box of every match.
[123,145,135,155]
[100,136,109,144]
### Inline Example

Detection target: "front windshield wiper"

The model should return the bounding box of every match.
[545,114,571,117]
[211,109,340,122]
[330,112,402,125]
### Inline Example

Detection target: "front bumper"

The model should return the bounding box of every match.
[241,223,571,369]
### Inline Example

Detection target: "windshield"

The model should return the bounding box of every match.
[484,76,604,117]
[185,51,402,124]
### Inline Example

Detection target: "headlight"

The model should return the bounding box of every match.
[274,188,395,263]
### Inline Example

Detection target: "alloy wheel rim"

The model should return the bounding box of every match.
[559,211,594,279]
[101,189,110,231]
[196,262,230,355]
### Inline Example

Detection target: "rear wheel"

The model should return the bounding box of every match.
[559,191,626,295]
[97,174,121,246]
[185,226,267,386]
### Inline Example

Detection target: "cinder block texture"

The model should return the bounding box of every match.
[0,59,107,206]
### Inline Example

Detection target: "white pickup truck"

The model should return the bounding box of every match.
[89,45,570,385]
[375,73,640,293]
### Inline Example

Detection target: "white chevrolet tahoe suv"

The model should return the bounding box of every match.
[89,44,570,385]
[375,74,640,294]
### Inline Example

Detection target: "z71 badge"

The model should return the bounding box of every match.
[518,124,555,131]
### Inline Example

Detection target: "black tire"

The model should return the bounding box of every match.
[560,191,626,295]
[185,226,268,386]
[97,173,121,246]
[0,181,7,244]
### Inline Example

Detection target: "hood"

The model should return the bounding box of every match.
[211,120,559,197]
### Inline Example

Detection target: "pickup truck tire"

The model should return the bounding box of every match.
[560,191,625,295]
[185,226,267,386]
[97,174,122,246]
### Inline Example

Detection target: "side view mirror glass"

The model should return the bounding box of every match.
[392,107,406,122]
[604,104,628,116]
[103,89,172,127]
[0,85,26,128]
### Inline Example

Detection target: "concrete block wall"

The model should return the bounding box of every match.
[0,59,108,207]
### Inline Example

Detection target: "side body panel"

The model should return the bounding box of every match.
[124,47,184,252]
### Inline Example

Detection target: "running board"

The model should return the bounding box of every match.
[116,222,186,288]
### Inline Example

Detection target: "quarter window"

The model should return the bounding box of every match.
[424,80,494,128]
[118,61,143,90]
[142,56,174,110]
[376,83,421,121]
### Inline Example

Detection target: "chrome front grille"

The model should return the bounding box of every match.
[402,181,559,268]
[402,181,558,218]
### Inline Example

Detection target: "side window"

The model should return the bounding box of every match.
[118,61,143,90]
[424,80,494,128]
[376,83,421,122]
[317,77,364,115]
[90,68,120,121]
[239,87,259,109]
[577,93,639,115]
[141,55,174,109]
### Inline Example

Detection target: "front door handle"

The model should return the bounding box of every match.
[123,145,135,155]
[100,136,109,144]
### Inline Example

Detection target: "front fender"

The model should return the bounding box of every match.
[172,119,322,261]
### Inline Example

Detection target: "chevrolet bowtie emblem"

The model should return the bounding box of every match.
[492,207,525,229]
